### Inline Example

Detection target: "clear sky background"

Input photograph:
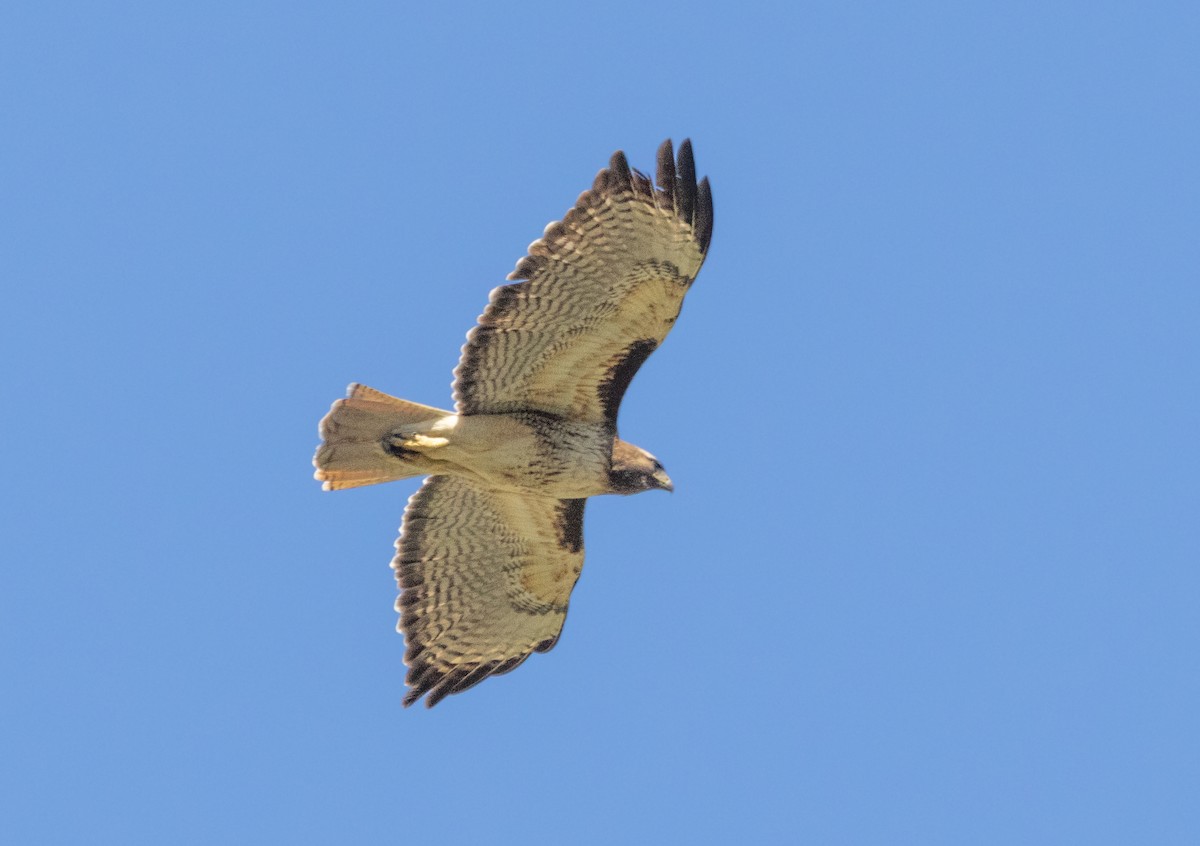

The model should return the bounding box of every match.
[3,2,1198,843]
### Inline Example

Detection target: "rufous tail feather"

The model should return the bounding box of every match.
[313,383,450,490]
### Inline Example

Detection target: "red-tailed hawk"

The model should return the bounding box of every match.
[314,140,713,707]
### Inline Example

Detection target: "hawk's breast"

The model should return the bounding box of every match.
[449,412,614,498]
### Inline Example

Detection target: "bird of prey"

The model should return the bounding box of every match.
[314,139,713,707]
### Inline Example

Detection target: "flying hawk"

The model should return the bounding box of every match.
[314,139,713,707]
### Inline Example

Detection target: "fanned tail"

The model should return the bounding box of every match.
[313,384,450,490]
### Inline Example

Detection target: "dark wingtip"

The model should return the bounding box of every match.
[421,666,462,708]
[608,151,632,189]
[658,138,710,253]
[630,167,653,197]
[656,139,676,207]
[695,176,713,254]
[403,651,443,708]
[505,140,712,293]
[675,138,696,226]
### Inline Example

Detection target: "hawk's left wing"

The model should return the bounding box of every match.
[452,139,713,426]
[393,475,586,707]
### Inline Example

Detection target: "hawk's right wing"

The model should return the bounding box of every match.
[392,475,587,707]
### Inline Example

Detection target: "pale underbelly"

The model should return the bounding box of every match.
[433,412,613,498]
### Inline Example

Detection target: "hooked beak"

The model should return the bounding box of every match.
[652,468,674,493]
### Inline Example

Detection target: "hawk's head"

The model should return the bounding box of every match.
[608,439,673,495]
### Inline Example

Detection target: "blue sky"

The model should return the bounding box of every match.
[3,1,1198,843]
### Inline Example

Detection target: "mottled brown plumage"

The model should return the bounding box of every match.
[314,140,712,706]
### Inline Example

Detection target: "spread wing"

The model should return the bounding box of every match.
[452,139,713,424]
[393,475,587,707]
